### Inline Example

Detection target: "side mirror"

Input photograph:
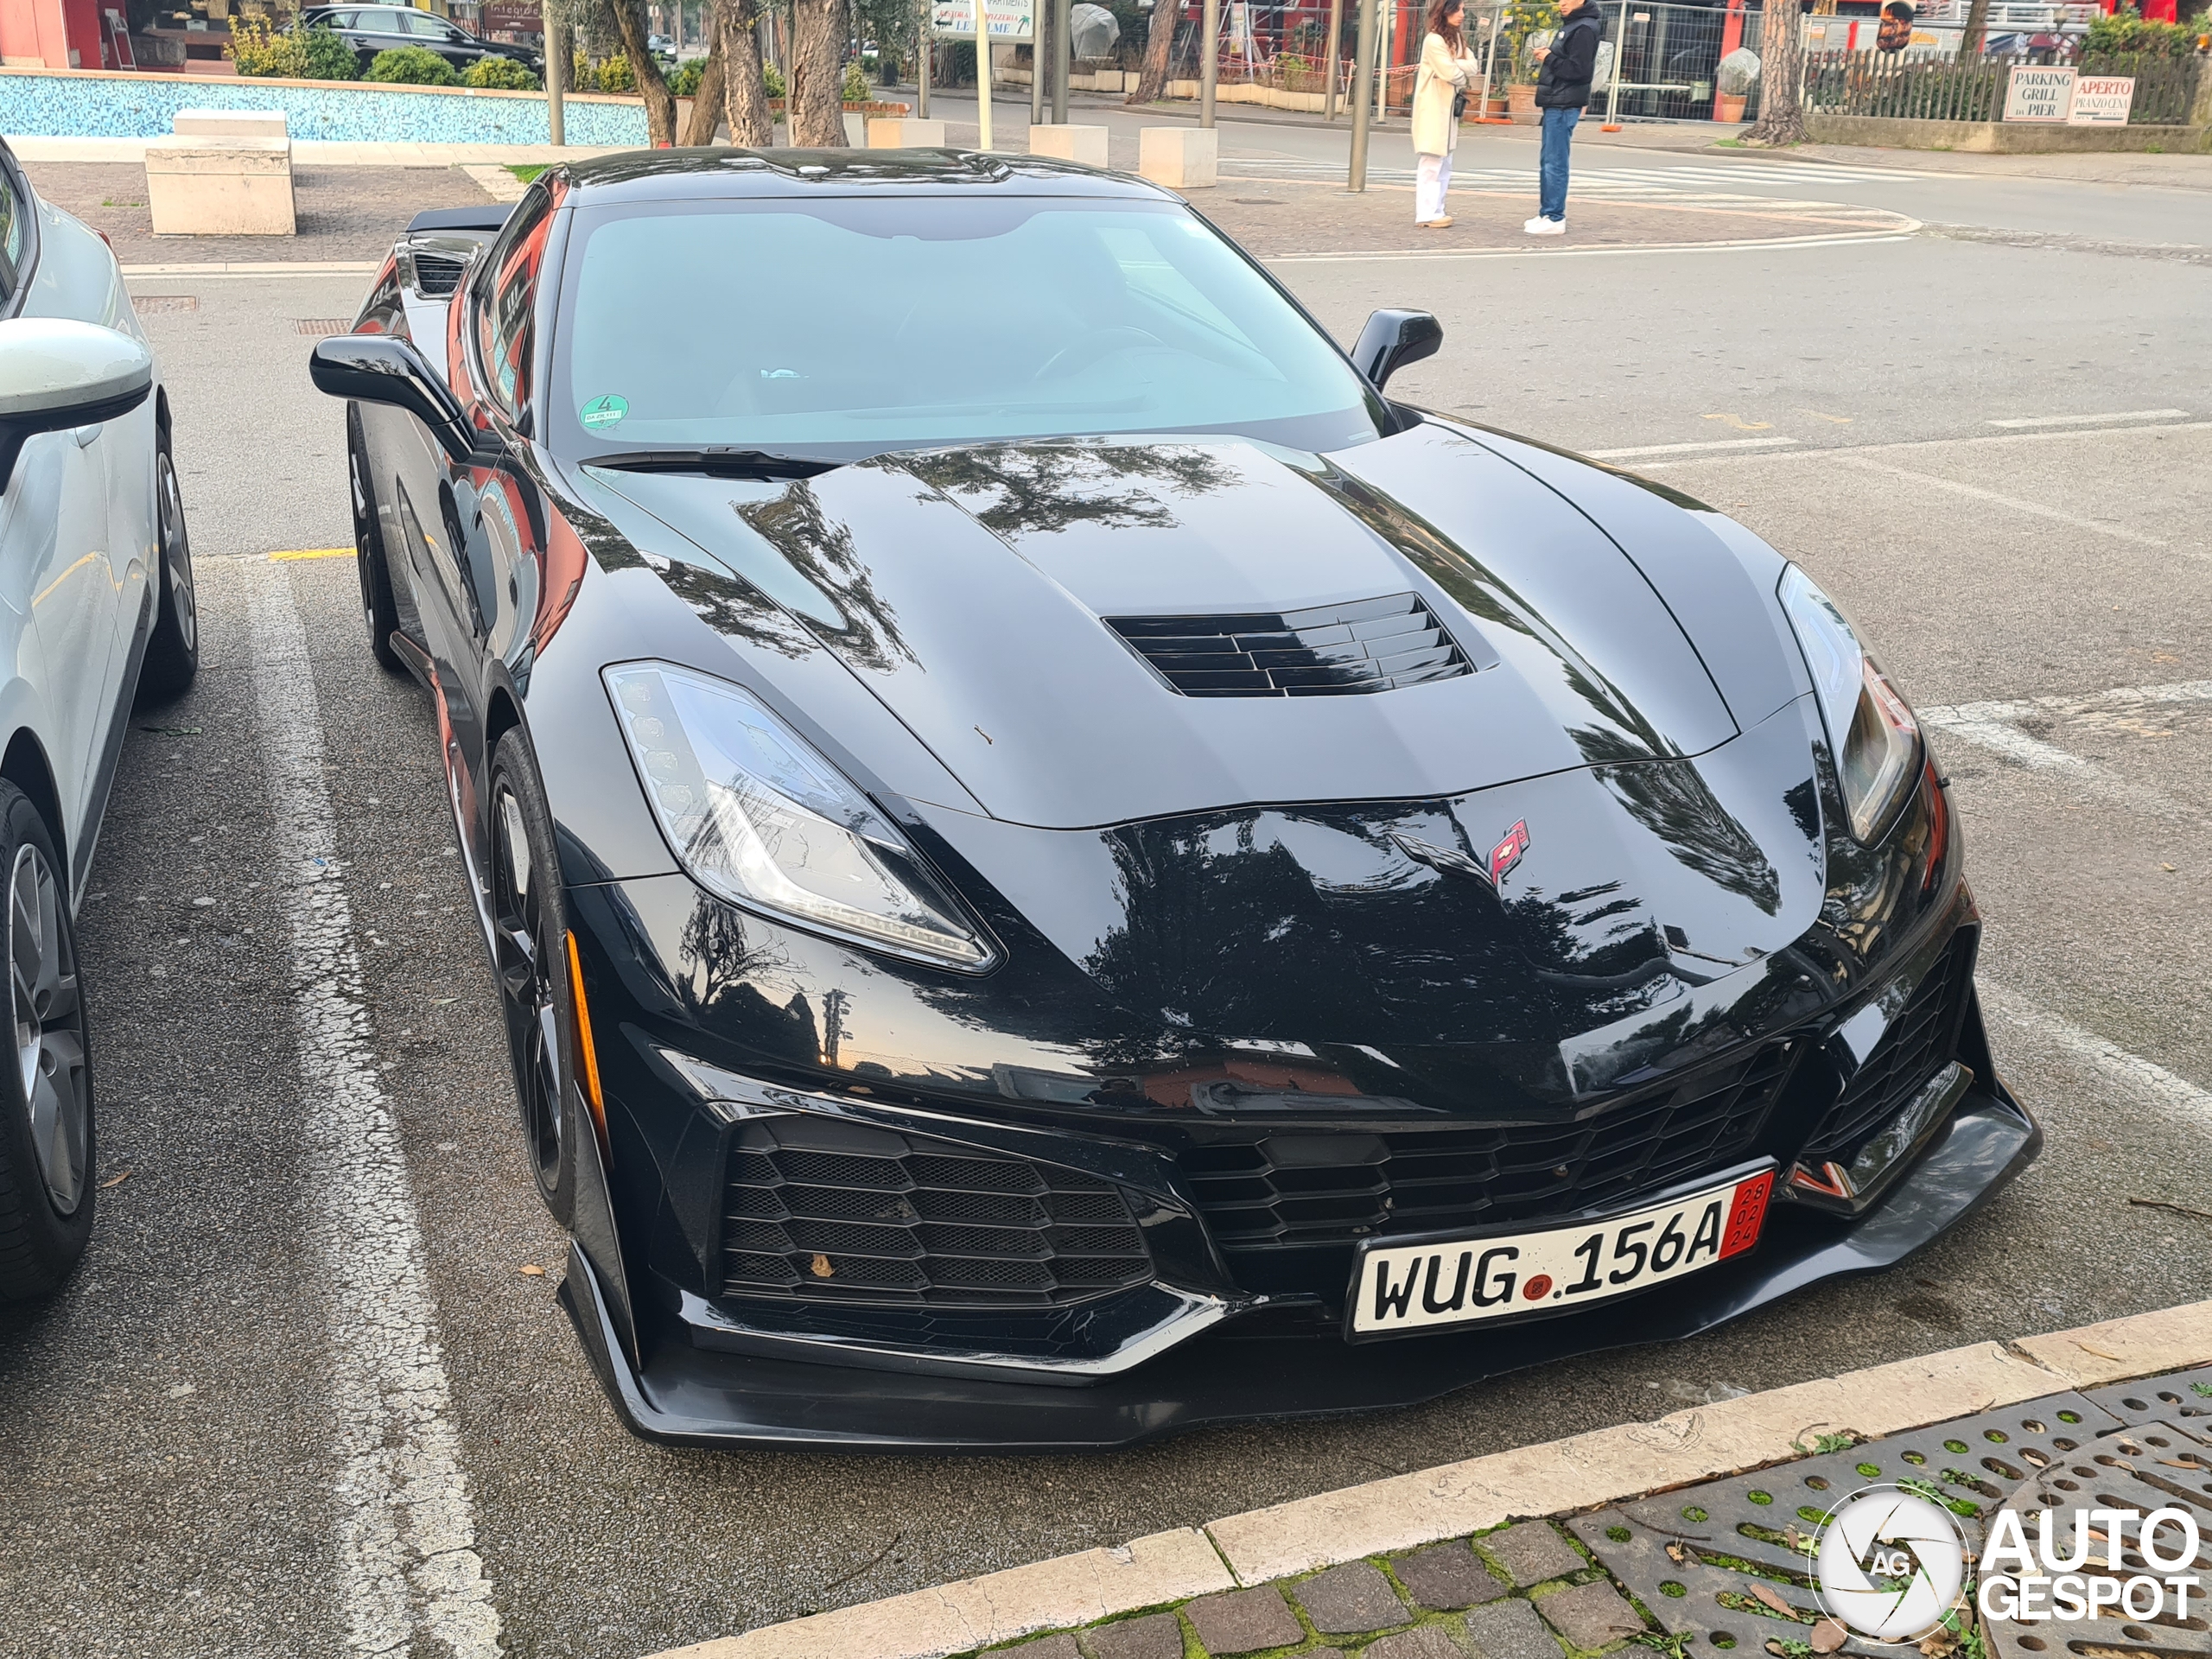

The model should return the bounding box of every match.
[0,319,152,493]
[1351,308,1444,391]
[308,333,474,462]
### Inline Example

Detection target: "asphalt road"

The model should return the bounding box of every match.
[3,134,2211,1659]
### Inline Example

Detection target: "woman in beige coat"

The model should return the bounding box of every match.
[1411,0,1481,227]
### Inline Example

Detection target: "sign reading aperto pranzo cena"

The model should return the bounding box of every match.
[2004,63,2136,125]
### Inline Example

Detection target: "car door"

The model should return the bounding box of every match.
[400,10,475,71]
[0,162,121,842]
[354,7,412,65]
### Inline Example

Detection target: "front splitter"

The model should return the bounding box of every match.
[557,1086,2039,1453]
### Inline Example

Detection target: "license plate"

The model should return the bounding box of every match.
[1345,1166,1776,1339]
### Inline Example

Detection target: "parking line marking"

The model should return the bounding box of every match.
[1980,982,2212,1132]
[1923,678,2212,727]
[1830,454,2171,548]
[268,548,354,561]
[1587,436,1800,460]
[1987,409,2190,429]
[1923,709,2101,776]
[1633,420,2212,469]
[243,563,503,1659]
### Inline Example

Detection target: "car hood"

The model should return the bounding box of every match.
[588,423,1743,830]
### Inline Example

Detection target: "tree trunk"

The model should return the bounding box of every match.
[1748,0,1803,143]
[787,0,848,145]
[1126,0,1184,102]
[719,0,774,144]
[678,27,726,143]
[1955,0,1990,59]
[609,0,677,143]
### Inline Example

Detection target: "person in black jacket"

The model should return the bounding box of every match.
[1525,0,1601,236]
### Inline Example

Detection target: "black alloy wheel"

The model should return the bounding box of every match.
[137,440,199,702]
[348,411,404,672]
[0,786,95,1300]
[487,731,575,1224]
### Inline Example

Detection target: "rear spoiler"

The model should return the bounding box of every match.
[406,206,512,234]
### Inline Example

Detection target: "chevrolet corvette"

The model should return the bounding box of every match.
[308,151,2035,1449]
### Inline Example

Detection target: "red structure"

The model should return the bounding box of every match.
[0,0,118,67]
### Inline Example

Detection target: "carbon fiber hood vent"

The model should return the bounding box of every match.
[1107,593,1472,698]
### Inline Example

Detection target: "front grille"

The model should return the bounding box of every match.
[1180,1042,1795,1250]
[1802,931,1977,1157]
[1107,593,1472,698]
[411,252,467,297]
[720,1116,1154,1307]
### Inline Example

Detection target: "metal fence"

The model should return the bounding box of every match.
[1585,1,1766,124]
[1803,46,2202,124]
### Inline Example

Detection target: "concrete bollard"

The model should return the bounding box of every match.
[867,117,949,148]
[145,137,296,235]
[171,108,289,139]
[1137,126,1217,188]
[1027,124,1109,168]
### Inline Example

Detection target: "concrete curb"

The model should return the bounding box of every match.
[645,1300,2212,1659]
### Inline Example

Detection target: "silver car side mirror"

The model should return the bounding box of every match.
[0,318,153,493]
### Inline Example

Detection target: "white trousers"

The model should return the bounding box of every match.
[1415,150,1453,222]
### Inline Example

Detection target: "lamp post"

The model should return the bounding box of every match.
[973,0,992,149]
[1052,0,1070,121]
[1323,0,1343,118]
[1347,0,1376,187]
[1199,0,1219,125]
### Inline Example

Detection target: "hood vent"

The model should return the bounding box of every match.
[1107,593,1472,698]
[410,251,467,297]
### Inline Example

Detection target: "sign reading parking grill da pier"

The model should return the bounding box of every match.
[2003,64,2075,123]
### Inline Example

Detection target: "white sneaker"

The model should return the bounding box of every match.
[1523,216,1566,236]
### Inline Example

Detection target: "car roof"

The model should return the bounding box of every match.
[550,148,1175,205]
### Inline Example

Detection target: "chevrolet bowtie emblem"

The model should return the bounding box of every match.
[1393,820,1531,890]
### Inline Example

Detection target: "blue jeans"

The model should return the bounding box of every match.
[1539,105,1580,220]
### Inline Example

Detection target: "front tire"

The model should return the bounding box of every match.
[348,409,404,673]
[137,440,198,703]
[0,786,95,1300]
[487,730,576,1225]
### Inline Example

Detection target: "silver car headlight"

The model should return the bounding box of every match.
[1777,565,1922,843]
[604,662,996,971]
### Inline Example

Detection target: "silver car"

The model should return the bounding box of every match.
[0,138,195,1300]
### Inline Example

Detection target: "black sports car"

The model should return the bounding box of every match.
[311,152,2036,1451]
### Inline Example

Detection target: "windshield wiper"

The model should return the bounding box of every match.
[583,448,841,479]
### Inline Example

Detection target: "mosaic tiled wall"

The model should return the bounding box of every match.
[0,70,649,144]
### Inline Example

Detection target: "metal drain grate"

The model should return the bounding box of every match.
[130,295,198,315]
[293,319,353,336]
[1572,1388,2163,1659]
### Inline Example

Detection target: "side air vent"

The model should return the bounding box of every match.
[1107,593,1472,698]
[411,252,467,297]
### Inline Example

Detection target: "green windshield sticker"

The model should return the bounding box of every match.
[580,393,629,429]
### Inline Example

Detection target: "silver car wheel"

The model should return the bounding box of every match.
[10,842,86,1215]
[157,448,196,657]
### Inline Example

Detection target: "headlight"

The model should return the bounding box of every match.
[1777,566,1921,843]
[604,662,996,971]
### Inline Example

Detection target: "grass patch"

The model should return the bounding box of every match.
[507,163,549,183]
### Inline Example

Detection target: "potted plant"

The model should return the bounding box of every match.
[1502,0,1558,122]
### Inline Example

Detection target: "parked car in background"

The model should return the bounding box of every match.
[299,4,543,76]
[0,139,196,1302]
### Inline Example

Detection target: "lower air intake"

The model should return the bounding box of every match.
[720,1116,1154,1308]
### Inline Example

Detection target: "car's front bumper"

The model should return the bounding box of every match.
[559,1068,2037,1452]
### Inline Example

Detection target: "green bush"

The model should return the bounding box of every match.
[367,45,460,84]
[465,54,540,89]
[842,60,868,101]
[2083,8,2201,55]
[670,55,707,97]
[229,16,308,75]
[763,60,785,98]
[297,22,358,79]
[596,50,634,91]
